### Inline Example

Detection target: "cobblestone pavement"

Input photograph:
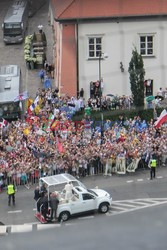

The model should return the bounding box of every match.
[0,0,54,99]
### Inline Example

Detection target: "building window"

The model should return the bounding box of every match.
[140,35,154,56]
[88,37,102,58]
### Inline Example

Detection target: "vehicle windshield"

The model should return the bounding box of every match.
[87,189,98,197]
[0,102,20,117]
[4,23,22,35]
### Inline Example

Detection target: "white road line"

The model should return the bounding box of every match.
[126,201,151,206]
[78,215,94,220]
[0,226,7,236]
[114,203,136,208]
[111,205,128,211]
[107,200,167,217]
[126,180,134,183]
[37,224,60,231]
[137,179,143,182]
[8,210,22,214]
[33,208,37,211]
[11,225,32,233]
[152,198,167,201]
[157,176,163,179]
[24,222,39,225]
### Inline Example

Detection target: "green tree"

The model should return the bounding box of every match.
[128,47,145,108]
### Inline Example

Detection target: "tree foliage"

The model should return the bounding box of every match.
[128,47,145,108]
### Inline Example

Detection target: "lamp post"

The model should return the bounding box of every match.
[98,52,108,108]
[98,51,108,144]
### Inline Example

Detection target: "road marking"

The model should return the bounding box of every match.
[78,215,94,220]
[114,203,136,208]
[37,224,60,231]
[126,180,134,183]
[157,176,163,179]
[111,205,128,211]
[0,226,7,236]
[106,198,167,217]
[24,222,39,225]
[11,225,32,233]
[137,179,143,182]
[8,210,22,214]
[33,208,37,211]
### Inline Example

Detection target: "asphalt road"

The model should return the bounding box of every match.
[0,168,167,225]
[1,202,167,250]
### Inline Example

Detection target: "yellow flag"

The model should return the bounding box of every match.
[23,128,30,136]
[35,105,40,115]
[26,98,34,109]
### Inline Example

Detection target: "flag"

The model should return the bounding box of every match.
[34,105,40,115]
[28,96,39,112]
[26,98,34,109]
[45,114,54,132]
[14,91,29,102]
[51,120,59,131]
[154,109,167,128]
[23,128,30,136]
[0,118,7,128]
[57,140,65,153]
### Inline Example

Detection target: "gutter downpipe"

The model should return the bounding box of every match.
[76,20,79,97]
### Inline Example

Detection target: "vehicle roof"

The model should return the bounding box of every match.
[4,0,28,23]
[73,186,87,193]
[40,173,78,187]
[0,65,20,103]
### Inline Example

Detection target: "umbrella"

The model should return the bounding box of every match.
[107,94,114,97]
[146,96,155,102]
[154,95,164,100]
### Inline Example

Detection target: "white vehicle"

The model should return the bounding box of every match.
[36,174,112,222]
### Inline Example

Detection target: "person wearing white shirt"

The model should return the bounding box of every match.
[64,182,73,201]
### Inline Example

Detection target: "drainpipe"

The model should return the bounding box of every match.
[76,21,79,97]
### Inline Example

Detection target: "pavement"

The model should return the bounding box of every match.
[0,0,54,99]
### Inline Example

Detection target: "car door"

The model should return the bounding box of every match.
[70,192,83,214]
[81,193,96,212]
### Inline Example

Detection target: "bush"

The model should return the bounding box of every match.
[72,108,163,122]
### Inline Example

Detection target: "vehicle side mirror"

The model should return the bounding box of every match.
[2,23,4,29]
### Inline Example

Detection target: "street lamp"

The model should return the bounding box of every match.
[98,51,108,144]
[98,52,108,108]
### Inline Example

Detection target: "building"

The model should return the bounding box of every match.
[50,0,167,100]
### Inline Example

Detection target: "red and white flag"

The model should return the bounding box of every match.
[0,118,7,128]
[14,91,29,102]
[154,109,167,128]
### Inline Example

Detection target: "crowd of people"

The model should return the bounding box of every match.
[0,86,167,191]
[87,95,133,110]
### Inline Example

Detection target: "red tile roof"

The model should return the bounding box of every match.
[51,0,167,21]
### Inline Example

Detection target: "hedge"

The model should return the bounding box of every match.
[72,108,163,122]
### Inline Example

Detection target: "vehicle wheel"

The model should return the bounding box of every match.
[59,211,70,222]
[99,203,109,213]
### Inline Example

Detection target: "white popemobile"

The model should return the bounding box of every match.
[35,174,112,223]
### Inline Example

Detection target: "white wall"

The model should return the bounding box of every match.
[78,19,167,100]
